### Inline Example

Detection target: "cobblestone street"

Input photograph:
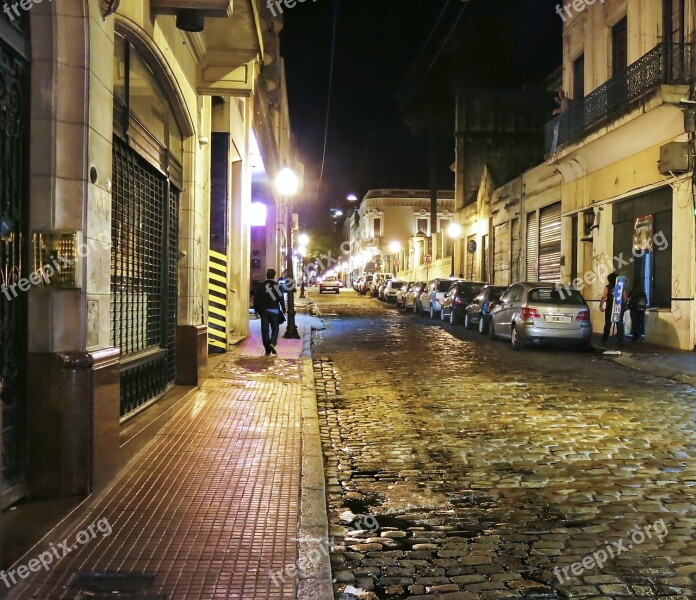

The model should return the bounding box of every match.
[310,290,696,600]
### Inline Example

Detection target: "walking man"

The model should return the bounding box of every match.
[253,269,286,356]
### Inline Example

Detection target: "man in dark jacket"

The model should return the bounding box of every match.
[253,269,287,355]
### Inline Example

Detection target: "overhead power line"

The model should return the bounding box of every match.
[314,0,339,203]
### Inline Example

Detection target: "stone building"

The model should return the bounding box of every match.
[546,0,695,349]
[0,0,298,541]
[350,189,455,281]
[447,0,696,350]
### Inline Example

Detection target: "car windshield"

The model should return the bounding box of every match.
[528,287,585,305]
[391,282,405,289]
[457,283,484,297]
[437,281,455,292]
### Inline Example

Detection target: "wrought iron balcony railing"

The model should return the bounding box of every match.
[545,43,693,157]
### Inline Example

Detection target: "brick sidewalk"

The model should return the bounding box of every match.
[4,319,316,600]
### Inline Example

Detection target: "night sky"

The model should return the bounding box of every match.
[281,0,563,232]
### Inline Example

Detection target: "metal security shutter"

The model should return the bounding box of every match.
[538,203,561,282]
[111,137,178,417]
[493,222,510,285]
[526,212,538,281]
[653,210,673,308]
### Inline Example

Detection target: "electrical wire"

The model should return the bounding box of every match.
[397,0,473,112]
[394,0,454,100]
[314,0,339,203]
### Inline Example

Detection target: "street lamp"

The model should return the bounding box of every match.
[447,222,462,277]
[346,193,358,202]
[297,236,309,298]
[276,167,300,339]
[389,241,401,275]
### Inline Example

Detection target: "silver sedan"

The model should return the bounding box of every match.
[489,282,592,351]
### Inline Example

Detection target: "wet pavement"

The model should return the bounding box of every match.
[308,289,696,600]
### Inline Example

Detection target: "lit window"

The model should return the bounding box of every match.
[250,202,267,227]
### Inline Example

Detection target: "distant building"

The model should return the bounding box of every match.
[350,189,455,281]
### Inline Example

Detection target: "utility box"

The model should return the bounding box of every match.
[658,142,691,174]
[685,108,696,133]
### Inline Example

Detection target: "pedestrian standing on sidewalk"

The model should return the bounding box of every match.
[253,268,286,356]
[599,272,626,344]
[628,282,647,342]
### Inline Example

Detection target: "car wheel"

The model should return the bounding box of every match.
[478,315,488,335]
[511,325,524,351]
[489,319,498,341]
[464,313,472,329]
[449,308,456,326]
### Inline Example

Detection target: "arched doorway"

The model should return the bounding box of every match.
[0,7,30,509]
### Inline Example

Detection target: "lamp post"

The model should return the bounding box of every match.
[276,167,300,339]
[297,234,309,298]
[447,222,462,277]
[389,241,401,275]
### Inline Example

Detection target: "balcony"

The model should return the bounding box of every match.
[545,43,692,158]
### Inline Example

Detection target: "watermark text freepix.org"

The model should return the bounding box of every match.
[2,0,53,22]
[266,0,318,18]
[268,514,379,587]
[556,230,668,299]
[0,517,113,589]
[555,0,606,22]
[554,519,668,583]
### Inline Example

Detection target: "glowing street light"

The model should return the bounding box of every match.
[447,222,462,277]
[275,167,299,196]
[346,193,358,202]
[297,233,309,247]
[389,241,402,274]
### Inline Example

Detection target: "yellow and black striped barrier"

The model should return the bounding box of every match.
[208,249,228,352]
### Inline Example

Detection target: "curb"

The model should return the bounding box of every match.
[594,344,696,388]
[296,358,334,600]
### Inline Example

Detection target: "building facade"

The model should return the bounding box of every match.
[547,0,695,349]
[350,189,456,281]
[446,0,695,351]
[0,0,297,532]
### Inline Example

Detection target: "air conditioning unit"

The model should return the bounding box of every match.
[658,142,690,174]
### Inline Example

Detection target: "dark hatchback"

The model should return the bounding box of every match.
[440,281,486,324]
[464,284,507,333]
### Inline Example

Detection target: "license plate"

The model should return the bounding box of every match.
[546,315,572,323]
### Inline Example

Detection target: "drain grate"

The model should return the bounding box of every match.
[67,571,156,594]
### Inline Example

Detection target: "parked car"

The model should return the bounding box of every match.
[383,280,406,304]
[440,281,486,324]
[395,282,415,308]
[377,281,389,301]
[463,285,507,333]
[488,282,592,351]
[404,281,426,312]
[419,278,460,318]
[319,276,341,294]
[371,274,391,297]
[359,275,374,295]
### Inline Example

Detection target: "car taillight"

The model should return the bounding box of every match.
[520,307,541,319]
[576,310,590,321]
